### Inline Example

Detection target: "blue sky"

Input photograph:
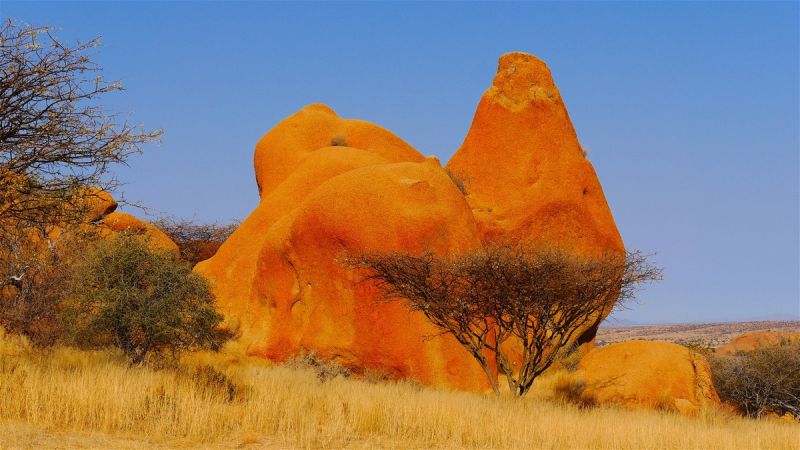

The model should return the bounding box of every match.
[3,2,798,324]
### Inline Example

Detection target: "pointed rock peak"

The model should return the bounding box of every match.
[423,155,442,167]
[487,52,560,111]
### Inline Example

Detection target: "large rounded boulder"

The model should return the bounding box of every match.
[196,105,490,390]
[576,340,720,416]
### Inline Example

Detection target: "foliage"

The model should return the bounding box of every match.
[709,341,800,419]
[287,352,352,382]
[445,168,469,195]
[330,134,347,147]
[554,342,587,372]
[677,338,715,355]
[154,216,238,267]
[0,224,96,346]
[66,233,228,363]
[346,245,661,397]
[0,18,158,339]
[552,372,594,408]
[0,19,161,227]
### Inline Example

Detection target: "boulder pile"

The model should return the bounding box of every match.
[195,52,624,390]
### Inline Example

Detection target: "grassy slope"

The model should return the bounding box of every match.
[0,330,797,449]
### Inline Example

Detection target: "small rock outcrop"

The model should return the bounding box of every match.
[716,330,800,356]
[98,212,178,253]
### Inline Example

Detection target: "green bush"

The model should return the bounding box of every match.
[66,233,228,364]
[709,341,800,419]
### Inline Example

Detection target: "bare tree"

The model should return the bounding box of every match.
[347,245,661,397]
[0,19,161,227]
[0,19,160,342]
[154,217,239,267]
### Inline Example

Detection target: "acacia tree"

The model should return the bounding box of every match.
[347,245,661,397]
[0,19,161,227]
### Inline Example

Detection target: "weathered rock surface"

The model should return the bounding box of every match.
[576,340,720,416]
[716,330,800,355]
[447,52,624,345]
[79,188,118,223]
[196,104,489,389]
[197,53,625,390]
[447,52,623,256]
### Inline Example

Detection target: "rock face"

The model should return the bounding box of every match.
[447,53,624,345]
[196,53,624,390]
[196,104,489,389]
[447,53,623,256]
[716,330,800,356]
[79,188,119,223]
[576,341,720,416]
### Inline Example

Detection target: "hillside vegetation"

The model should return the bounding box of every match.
[0,330,797,449]
[597,320,800,347]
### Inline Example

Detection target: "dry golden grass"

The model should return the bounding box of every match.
[0,329,797,449]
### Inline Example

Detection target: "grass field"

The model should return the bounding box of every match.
[0,329,797,449]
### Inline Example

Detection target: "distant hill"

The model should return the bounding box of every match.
[599,313,800,328]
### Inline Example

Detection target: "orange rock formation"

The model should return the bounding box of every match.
[576,340,720,416]
[196,52,625,390]
[98,212,179,253]
[79,188,118,223]
[447,52,623,256]
[447,52,624,345]
[716,330,800,356]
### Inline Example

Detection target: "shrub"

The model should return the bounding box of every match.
[66,233,229,364]
[445,168,469,195]
[709,341,800,419]
[184,365,243,402]
[552,373,595,408]
[0,226,96,346]
[677,338,714,355]
[330,134,347,147]
[154,217,238,267]
[555,343,587,372]
[287,352,351,382]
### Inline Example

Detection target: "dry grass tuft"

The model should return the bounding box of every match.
[0,329,797,449]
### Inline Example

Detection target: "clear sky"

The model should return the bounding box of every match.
[3,2,798,324]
